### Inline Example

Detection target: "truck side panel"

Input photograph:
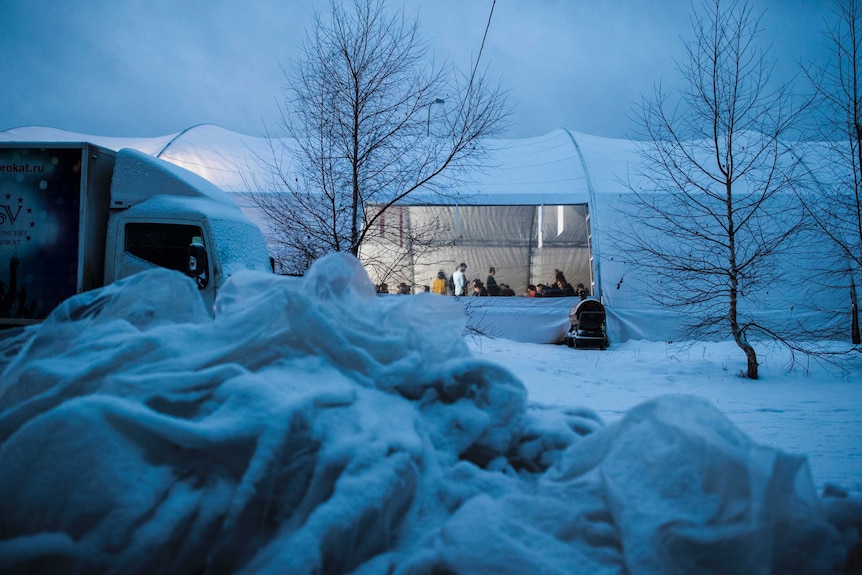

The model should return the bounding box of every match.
[0,144,113,324]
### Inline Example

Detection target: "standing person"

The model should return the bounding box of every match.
[452,262,467,296]
[551,268,568,287]
[486,266,500,296]
[431,270,448,295]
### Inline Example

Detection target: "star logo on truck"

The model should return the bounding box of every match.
[1,193,36,243]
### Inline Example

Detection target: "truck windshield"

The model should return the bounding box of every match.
[210,220,272,276]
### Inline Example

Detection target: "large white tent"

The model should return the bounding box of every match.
[1,124,852,343]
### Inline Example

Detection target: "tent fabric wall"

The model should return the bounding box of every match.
[1,124,852,343]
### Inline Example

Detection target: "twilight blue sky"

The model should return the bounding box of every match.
[0,0,836,139]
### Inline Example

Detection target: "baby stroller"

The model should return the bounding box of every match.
[565,298,609,349]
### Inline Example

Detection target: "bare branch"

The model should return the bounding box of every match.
[248,0,508,276]
[615,0,807,379]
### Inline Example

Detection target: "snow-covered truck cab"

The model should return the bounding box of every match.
[104,148,272,313]
[0,143,271,327]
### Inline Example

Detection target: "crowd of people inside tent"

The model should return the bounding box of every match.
[375,263,590,299]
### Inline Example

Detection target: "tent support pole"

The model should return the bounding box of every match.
[562,128,601,301]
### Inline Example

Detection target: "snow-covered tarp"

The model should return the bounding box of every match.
[451,296,681,344]
[0,254,853,574]
[456,296,575,344]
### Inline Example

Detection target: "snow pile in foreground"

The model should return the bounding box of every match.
[0,254,853,574]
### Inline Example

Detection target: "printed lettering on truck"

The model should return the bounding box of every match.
[0,148,83,321]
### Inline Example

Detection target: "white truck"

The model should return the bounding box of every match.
[0,142,272,326]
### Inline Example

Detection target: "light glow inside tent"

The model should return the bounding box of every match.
[359,202,592,296]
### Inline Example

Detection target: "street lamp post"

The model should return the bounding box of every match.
[426,98,445,136]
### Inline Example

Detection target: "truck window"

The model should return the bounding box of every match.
[125,223,204,273]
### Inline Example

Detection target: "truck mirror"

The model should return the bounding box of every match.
[188,236,209,289]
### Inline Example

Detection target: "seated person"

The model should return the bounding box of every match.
[556,279,575,296]
[575,283,589,299]
[539,279,575,297]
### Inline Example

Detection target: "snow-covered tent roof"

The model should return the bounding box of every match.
[0,124,265,193]
[0,124,638,201]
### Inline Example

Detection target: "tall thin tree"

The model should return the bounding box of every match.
[616,0,805,378]
[804,0,862,344]
[248,0,506,275]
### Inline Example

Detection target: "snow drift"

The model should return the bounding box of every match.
[0,254,851,573]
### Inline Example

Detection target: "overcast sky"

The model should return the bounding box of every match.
[0,0,837,140]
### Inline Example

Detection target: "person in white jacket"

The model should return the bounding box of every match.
[452,262,467,296]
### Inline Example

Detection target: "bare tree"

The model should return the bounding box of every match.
[803,0,862,344]
[617,0,805,379]
[248,0,507,276]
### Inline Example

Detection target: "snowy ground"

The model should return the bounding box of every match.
[467,337,862,497]
[1,254,859,573]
